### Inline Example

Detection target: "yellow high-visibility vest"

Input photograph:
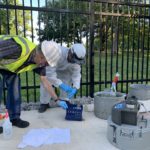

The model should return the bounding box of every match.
[0,35,38,73]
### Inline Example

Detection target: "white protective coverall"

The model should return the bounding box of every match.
[40,46,81,103]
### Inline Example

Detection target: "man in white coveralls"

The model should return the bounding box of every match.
[38,43,86,113]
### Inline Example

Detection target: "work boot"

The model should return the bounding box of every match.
[38,104,50,113]
[11,119,30,128]
[0,126,3,134]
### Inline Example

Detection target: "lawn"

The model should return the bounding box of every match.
[18,51,150,102]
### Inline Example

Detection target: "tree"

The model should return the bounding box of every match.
[0,0,31,36]
[37,0,89,44]
[37,0,149,53]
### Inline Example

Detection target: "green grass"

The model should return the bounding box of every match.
[81,51,150,95]
[20,72,40,102]
[18,51,150,102]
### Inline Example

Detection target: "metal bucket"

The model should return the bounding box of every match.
[94,91,125,120]
[128,84,150,100]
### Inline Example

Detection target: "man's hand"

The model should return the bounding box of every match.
[57,100,68,109]
[59,83,77,99]
[68,88,77,99]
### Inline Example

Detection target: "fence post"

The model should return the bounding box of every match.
[89,0,95,98]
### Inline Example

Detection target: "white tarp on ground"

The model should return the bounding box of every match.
[18,128,70,148]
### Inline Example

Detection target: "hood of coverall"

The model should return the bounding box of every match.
[70,43,86,65]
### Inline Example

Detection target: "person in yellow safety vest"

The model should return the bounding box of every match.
[0,35,67,132]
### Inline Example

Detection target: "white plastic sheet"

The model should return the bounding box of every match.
[18,128,70,148]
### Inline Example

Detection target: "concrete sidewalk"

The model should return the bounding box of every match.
[0,108,118,150]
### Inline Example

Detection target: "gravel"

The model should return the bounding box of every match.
[21,96,94,111]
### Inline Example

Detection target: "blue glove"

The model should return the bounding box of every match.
[114,103,125,109]
[59,83,72,93]
[57,100,68,110]
[68,88,77,99]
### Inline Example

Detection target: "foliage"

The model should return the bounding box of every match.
[0,0,31,35]
[37,0,89,44]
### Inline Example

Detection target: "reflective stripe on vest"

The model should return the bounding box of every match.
[17,64,37,73]
[0,35,37,73]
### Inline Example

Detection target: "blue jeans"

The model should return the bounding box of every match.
[0,70,21,120]
[0,75,3,105]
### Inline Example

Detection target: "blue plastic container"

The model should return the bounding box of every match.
[65,102,83,121]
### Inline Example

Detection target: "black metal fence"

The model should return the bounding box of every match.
[0,0,150,102]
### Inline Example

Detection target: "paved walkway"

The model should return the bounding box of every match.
[0,108,118,150]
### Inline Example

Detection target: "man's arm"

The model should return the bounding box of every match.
[40,75,69,109]
[46,66,62,87]
[71,64,81,89]
[40,75,58,100]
